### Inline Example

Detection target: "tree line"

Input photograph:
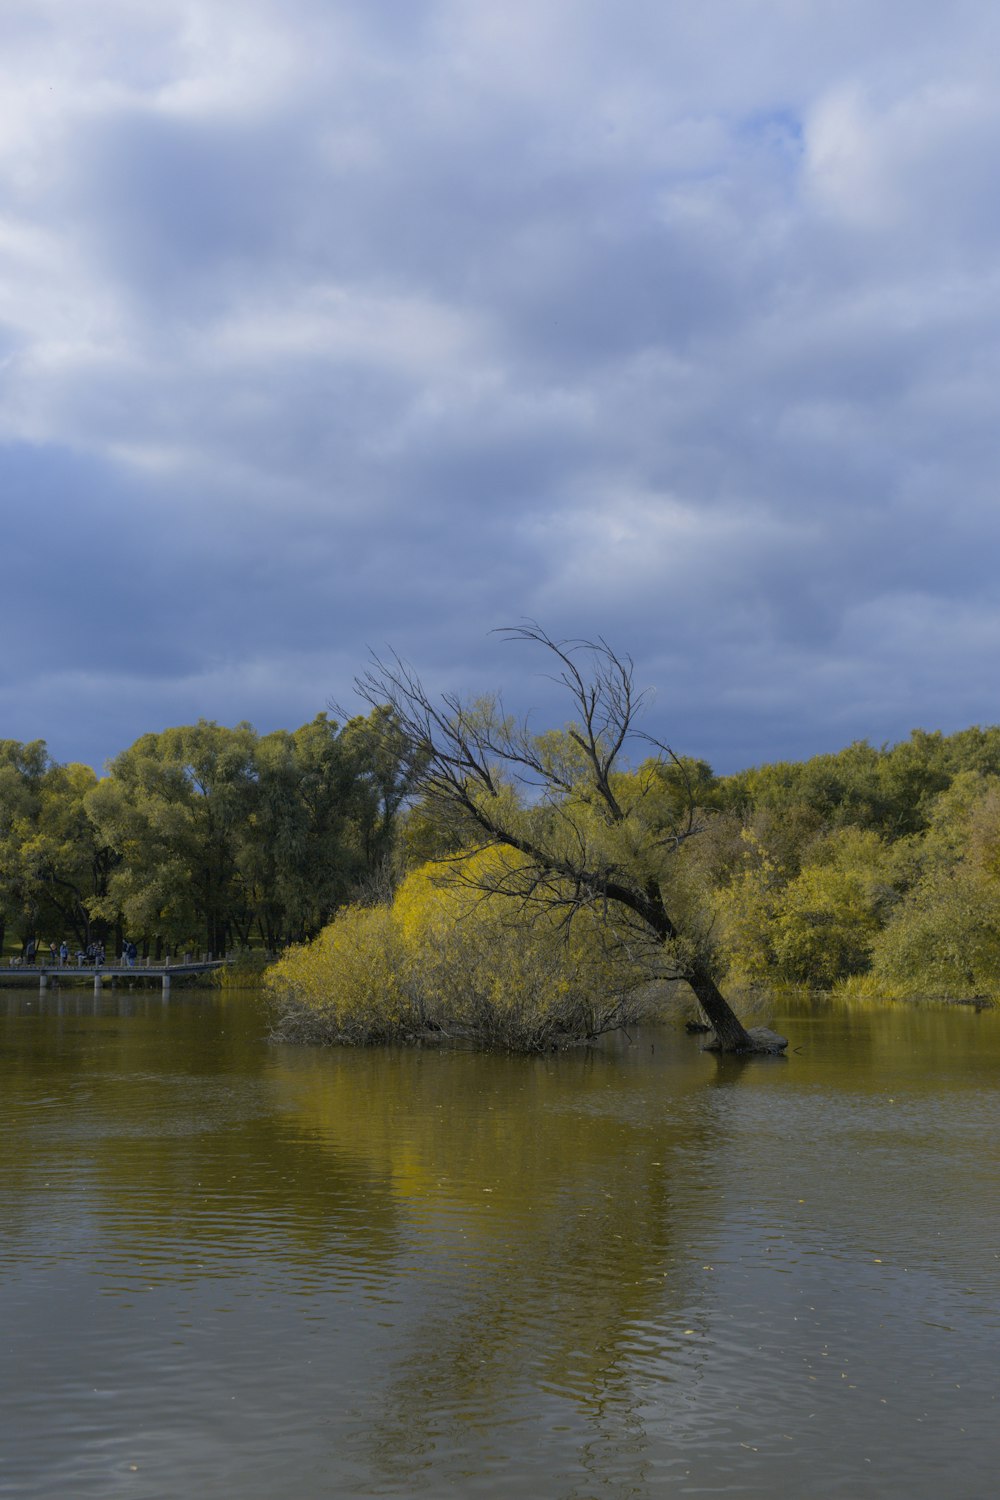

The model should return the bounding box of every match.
[9,638,1000,1038]
[0,710,417,960]
[268,632,1000,1051]
[706,724,1000,997]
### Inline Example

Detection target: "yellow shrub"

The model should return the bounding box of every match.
[393,847,646,1048]
[268,845,650,1050]
[264,903,416,1043]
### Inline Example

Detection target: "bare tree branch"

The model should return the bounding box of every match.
[354,626,761,1051]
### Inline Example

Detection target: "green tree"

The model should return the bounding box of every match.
[0,741,113,954]
[337,706,423,886]
[770,828,894,987]
[85,710,419,955]
[0,740,49,954]
[869,775,1000,995]
[24,760,113,949]
[239,715,359,947]
[86,721,258,955]
[709,830,784,989]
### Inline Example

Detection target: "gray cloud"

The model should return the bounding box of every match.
[2,0,1000,774]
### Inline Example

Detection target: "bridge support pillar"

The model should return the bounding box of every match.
[162,973,171,995]
[94,972,102,994]
[39,971,48,991]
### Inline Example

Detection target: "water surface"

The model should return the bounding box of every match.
[1,988,997,1498]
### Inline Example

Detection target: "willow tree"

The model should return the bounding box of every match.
[356,625,785,1053]
[0,741,113,953]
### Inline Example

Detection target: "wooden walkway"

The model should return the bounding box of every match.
[0,960,228,992]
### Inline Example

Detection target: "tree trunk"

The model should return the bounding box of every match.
[687,959,755,1051]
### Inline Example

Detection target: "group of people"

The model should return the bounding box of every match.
[18,938,138,968]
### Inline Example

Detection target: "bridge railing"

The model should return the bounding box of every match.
[4,952,230,970]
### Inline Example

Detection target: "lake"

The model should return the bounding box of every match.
[1,986,997,1499]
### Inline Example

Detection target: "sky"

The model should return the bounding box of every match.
[3,0,1000,776]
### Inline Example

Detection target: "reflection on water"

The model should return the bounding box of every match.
[1,988,998,1498]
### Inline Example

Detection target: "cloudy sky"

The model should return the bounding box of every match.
[3,0,999,775]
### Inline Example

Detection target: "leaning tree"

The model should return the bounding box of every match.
[355,625,786,1054]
